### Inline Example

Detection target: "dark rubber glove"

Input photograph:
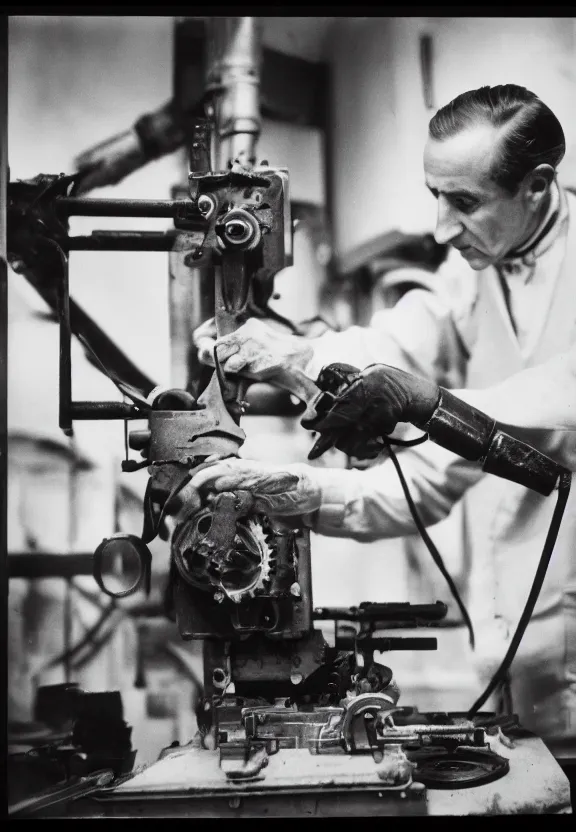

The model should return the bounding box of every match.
[305,363,441,460]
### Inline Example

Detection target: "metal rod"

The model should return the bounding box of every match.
[68,297,156,397]
[336,637,438,651]
[56,196,201,218]
[8,770,115,817]
[58,250,73,436]
[64,577,72,683]
[314,602,448,622]
[370,637,438,650]
[8,553,97,579]
[70,401,143,420]
[0,16,8,730]
[67,232,178,252]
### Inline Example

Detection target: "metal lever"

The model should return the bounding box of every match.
[9,769,115,817]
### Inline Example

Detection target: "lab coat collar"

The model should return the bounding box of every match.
[499,181,567,283]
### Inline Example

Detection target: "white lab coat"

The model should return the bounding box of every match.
[457,346,576,436]
[304,187,576,757]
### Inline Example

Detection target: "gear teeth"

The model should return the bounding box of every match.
[220,518,274,603]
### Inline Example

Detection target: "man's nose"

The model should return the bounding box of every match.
[434,197,463,245]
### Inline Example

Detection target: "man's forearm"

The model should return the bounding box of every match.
[305,289,462,386]
[306,444,483,542]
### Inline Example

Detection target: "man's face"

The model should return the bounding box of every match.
[423,124,536,270]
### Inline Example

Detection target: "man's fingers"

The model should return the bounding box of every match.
[314,402,365,432]
[196,337,217,366]
[190,459,284,495]
[192,317,217,343]
[164,480,202,516]
[223,353,248,374]
[190,461,239,492]
[213,336,241,361]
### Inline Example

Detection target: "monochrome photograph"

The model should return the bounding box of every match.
[3,13,576,817]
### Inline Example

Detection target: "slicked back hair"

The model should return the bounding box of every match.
[429,85,565,195]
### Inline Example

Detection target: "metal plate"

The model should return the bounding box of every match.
[412,748,509,790]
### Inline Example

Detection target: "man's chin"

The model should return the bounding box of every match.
[457,247,491,270]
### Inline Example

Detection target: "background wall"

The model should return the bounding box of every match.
[329,16,576,257]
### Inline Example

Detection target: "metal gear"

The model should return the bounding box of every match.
[171,509,276,604]
[221,518,275,603]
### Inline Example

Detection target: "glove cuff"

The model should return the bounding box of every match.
[482,430,562,496]
[418,388,496,461]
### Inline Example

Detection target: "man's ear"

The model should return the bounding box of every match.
[525,164,555,208]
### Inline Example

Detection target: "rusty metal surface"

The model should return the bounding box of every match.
[93,746,420,794]
[53,735,571,817]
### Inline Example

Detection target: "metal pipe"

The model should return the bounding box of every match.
[67,232,177,252]
[73,98,187,196]
[8,554,96,579]
[56,197,201,219]
[70,402,142,420]
[314,602,448,622]
[336,636,438,651]
[58,249,73,436]
[205,17,263,170]
[0,18,8,673]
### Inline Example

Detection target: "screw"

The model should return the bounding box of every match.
[198,195,213,215]
[184,250,204,266]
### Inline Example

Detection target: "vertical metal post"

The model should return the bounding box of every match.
[63,446,80,685]
[170,19,214,395]
[205,17,263,171]
[58,252,73,436]
[0,12,8,754]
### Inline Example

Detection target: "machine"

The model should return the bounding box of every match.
[6,16,573,817]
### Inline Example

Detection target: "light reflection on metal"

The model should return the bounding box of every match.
[205,17,263,171]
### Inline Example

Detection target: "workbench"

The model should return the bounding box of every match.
[47,733,572,817]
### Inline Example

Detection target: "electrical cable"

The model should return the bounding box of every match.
[382,436,571,717]
[466,470,571,717]
[383,438,476,649]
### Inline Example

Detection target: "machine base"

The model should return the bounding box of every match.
[49,732,571,817]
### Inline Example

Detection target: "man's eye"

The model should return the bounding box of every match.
[453,199,477,213]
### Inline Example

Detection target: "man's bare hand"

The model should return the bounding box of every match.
[192,317,314,383]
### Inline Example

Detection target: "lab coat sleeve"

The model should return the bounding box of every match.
[304,442,483,543]
[455,346,576,432]
[304,286,468,388]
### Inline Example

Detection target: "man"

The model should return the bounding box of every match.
[188,85,576,761]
